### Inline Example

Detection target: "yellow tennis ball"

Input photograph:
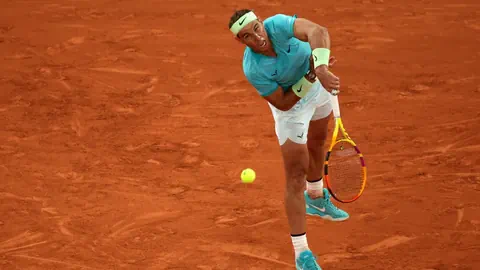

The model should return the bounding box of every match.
[241,168,256,183]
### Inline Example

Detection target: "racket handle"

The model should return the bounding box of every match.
[330,92,341,118]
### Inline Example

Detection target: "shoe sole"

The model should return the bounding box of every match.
[306,212,349,221]
[296,265,323,270]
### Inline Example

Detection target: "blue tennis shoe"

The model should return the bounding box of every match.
[296,250,322,270]
[305,188,349,221]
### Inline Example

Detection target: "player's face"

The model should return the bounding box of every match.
[236,20,270,52]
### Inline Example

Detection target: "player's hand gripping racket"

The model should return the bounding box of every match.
[323,91,367,203]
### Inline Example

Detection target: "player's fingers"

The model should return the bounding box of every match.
[330,82,340,90]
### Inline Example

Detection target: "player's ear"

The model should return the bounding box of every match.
[234,35,243,44]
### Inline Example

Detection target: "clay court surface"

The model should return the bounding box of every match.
[1,0,479,269]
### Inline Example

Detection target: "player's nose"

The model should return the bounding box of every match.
[254,33,263,41]
[254,35,265,45]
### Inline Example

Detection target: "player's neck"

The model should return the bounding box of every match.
[263,48,277,57]
[253,44,276,57]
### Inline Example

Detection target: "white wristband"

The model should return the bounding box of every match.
[312,48,330,69]
[292,76,314,98]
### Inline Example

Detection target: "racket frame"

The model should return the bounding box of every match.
[323,94,367,203]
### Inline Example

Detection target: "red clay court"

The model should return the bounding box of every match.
[1,0,479,269]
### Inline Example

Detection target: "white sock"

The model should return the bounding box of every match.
[291,233,309,258]
[306,178,324,197]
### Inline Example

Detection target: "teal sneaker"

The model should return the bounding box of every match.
[296,250,322,270]
[305,188,349,221]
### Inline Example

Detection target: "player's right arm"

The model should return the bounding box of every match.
[263,85,301,111]
[245,69,317,111]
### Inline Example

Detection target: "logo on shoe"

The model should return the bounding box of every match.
[309,204,326,212]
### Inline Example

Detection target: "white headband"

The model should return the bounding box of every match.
[230,11,258,35]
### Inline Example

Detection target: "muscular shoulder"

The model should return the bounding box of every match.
[263,14,297,40]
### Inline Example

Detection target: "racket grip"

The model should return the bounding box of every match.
[330,93,341,118]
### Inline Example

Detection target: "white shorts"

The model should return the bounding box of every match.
[268,80,332,145]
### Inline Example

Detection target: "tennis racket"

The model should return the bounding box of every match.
[323,91,367,203]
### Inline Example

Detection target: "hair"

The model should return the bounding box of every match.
[228,9,252,29]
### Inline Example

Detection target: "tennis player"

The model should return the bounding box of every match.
[228,9,349,269]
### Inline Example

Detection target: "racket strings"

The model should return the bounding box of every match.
[327,142,364,199]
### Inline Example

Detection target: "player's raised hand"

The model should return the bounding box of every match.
[315,65,340,93]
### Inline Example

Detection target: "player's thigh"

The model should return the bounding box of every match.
[308,111,331,144]
[268,104,313,177]
[308,94,332,144]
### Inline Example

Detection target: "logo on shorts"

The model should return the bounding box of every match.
[296,86,302,93]
[271,70,277,76]
[287,45,291,53]
[297,132,304,138]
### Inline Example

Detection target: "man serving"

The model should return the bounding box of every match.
[228,9,350,269]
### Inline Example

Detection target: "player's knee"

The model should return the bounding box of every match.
[281,139,309,193]
[285,164,308,193]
